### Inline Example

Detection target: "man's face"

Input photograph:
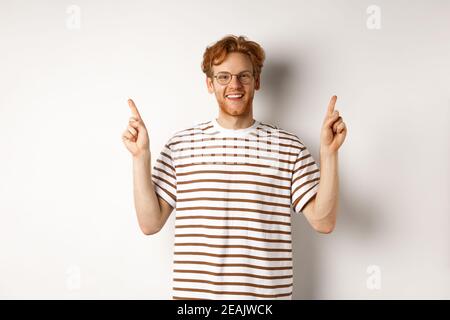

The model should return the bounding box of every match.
[206,52,260,117]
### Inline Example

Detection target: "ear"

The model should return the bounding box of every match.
[206,76,214,94]
[255,75,261,91]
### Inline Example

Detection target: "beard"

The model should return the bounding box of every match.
[217,94,253,117]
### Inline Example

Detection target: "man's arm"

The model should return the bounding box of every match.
[302,152,338,234]
[302,95,347,234]
[123,98,174,235]
[132,151,173,235]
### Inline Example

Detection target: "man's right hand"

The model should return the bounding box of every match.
[122,98,150,158]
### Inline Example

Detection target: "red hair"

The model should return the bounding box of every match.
[201,34,265,79]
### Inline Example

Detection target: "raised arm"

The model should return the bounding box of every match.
[122,98,173,235]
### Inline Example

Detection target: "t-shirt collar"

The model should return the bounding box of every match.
[212,117,259,136]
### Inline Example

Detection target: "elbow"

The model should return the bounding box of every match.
[313,209,336,234]
[315,224,335,234]
[314,221,336,234]
[140,224,161,236]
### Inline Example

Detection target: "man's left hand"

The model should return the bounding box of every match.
[320,95,347,155]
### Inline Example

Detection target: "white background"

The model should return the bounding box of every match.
[0,0,449,299]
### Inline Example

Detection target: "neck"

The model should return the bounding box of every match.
[216,109,255,129]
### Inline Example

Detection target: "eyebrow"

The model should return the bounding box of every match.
[216,69,252,74]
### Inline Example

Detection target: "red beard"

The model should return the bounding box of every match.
[217,95,253,116]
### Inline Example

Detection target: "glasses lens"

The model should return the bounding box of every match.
[216,72,231,84]
[239,72,252,84]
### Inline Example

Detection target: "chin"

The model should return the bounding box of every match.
[219,100,251,116]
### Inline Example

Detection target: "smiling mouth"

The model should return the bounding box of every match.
[225,93,244,101]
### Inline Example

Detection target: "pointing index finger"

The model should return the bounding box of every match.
[327,95,337,115]
[128,98,142,120]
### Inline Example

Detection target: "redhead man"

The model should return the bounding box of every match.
[122,35,347,300]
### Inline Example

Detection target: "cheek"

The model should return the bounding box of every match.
[215,91,225,99]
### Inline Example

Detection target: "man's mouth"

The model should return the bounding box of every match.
[225,93,244,101]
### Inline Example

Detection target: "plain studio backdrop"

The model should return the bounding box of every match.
[0,0,449,299]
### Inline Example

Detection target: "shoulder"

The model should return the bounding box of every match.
[165,120,214,148]
[257,121,306,148]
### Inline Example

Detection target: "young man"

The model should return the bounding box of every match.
[122,35,347,300]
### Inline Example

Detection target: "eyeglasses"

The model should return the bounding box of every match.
[213,71,254,85]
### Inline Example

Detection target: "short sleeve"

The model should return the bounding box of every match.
[291,144,321,214]
[151,140,177,209]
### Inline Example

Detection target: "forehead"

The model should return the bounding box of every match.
[213,52,253,73]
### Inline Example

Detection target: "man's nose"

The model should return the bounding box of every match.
[229,75,244,88]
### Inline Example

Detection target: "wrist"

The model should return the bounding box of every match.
[320,147,337,157]
[133,150,151,162]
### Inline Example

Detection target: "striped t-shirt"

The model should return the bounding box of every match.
[151,117,321,300]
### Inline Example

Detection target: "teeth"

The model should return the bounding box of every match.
[226,94,243,98]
